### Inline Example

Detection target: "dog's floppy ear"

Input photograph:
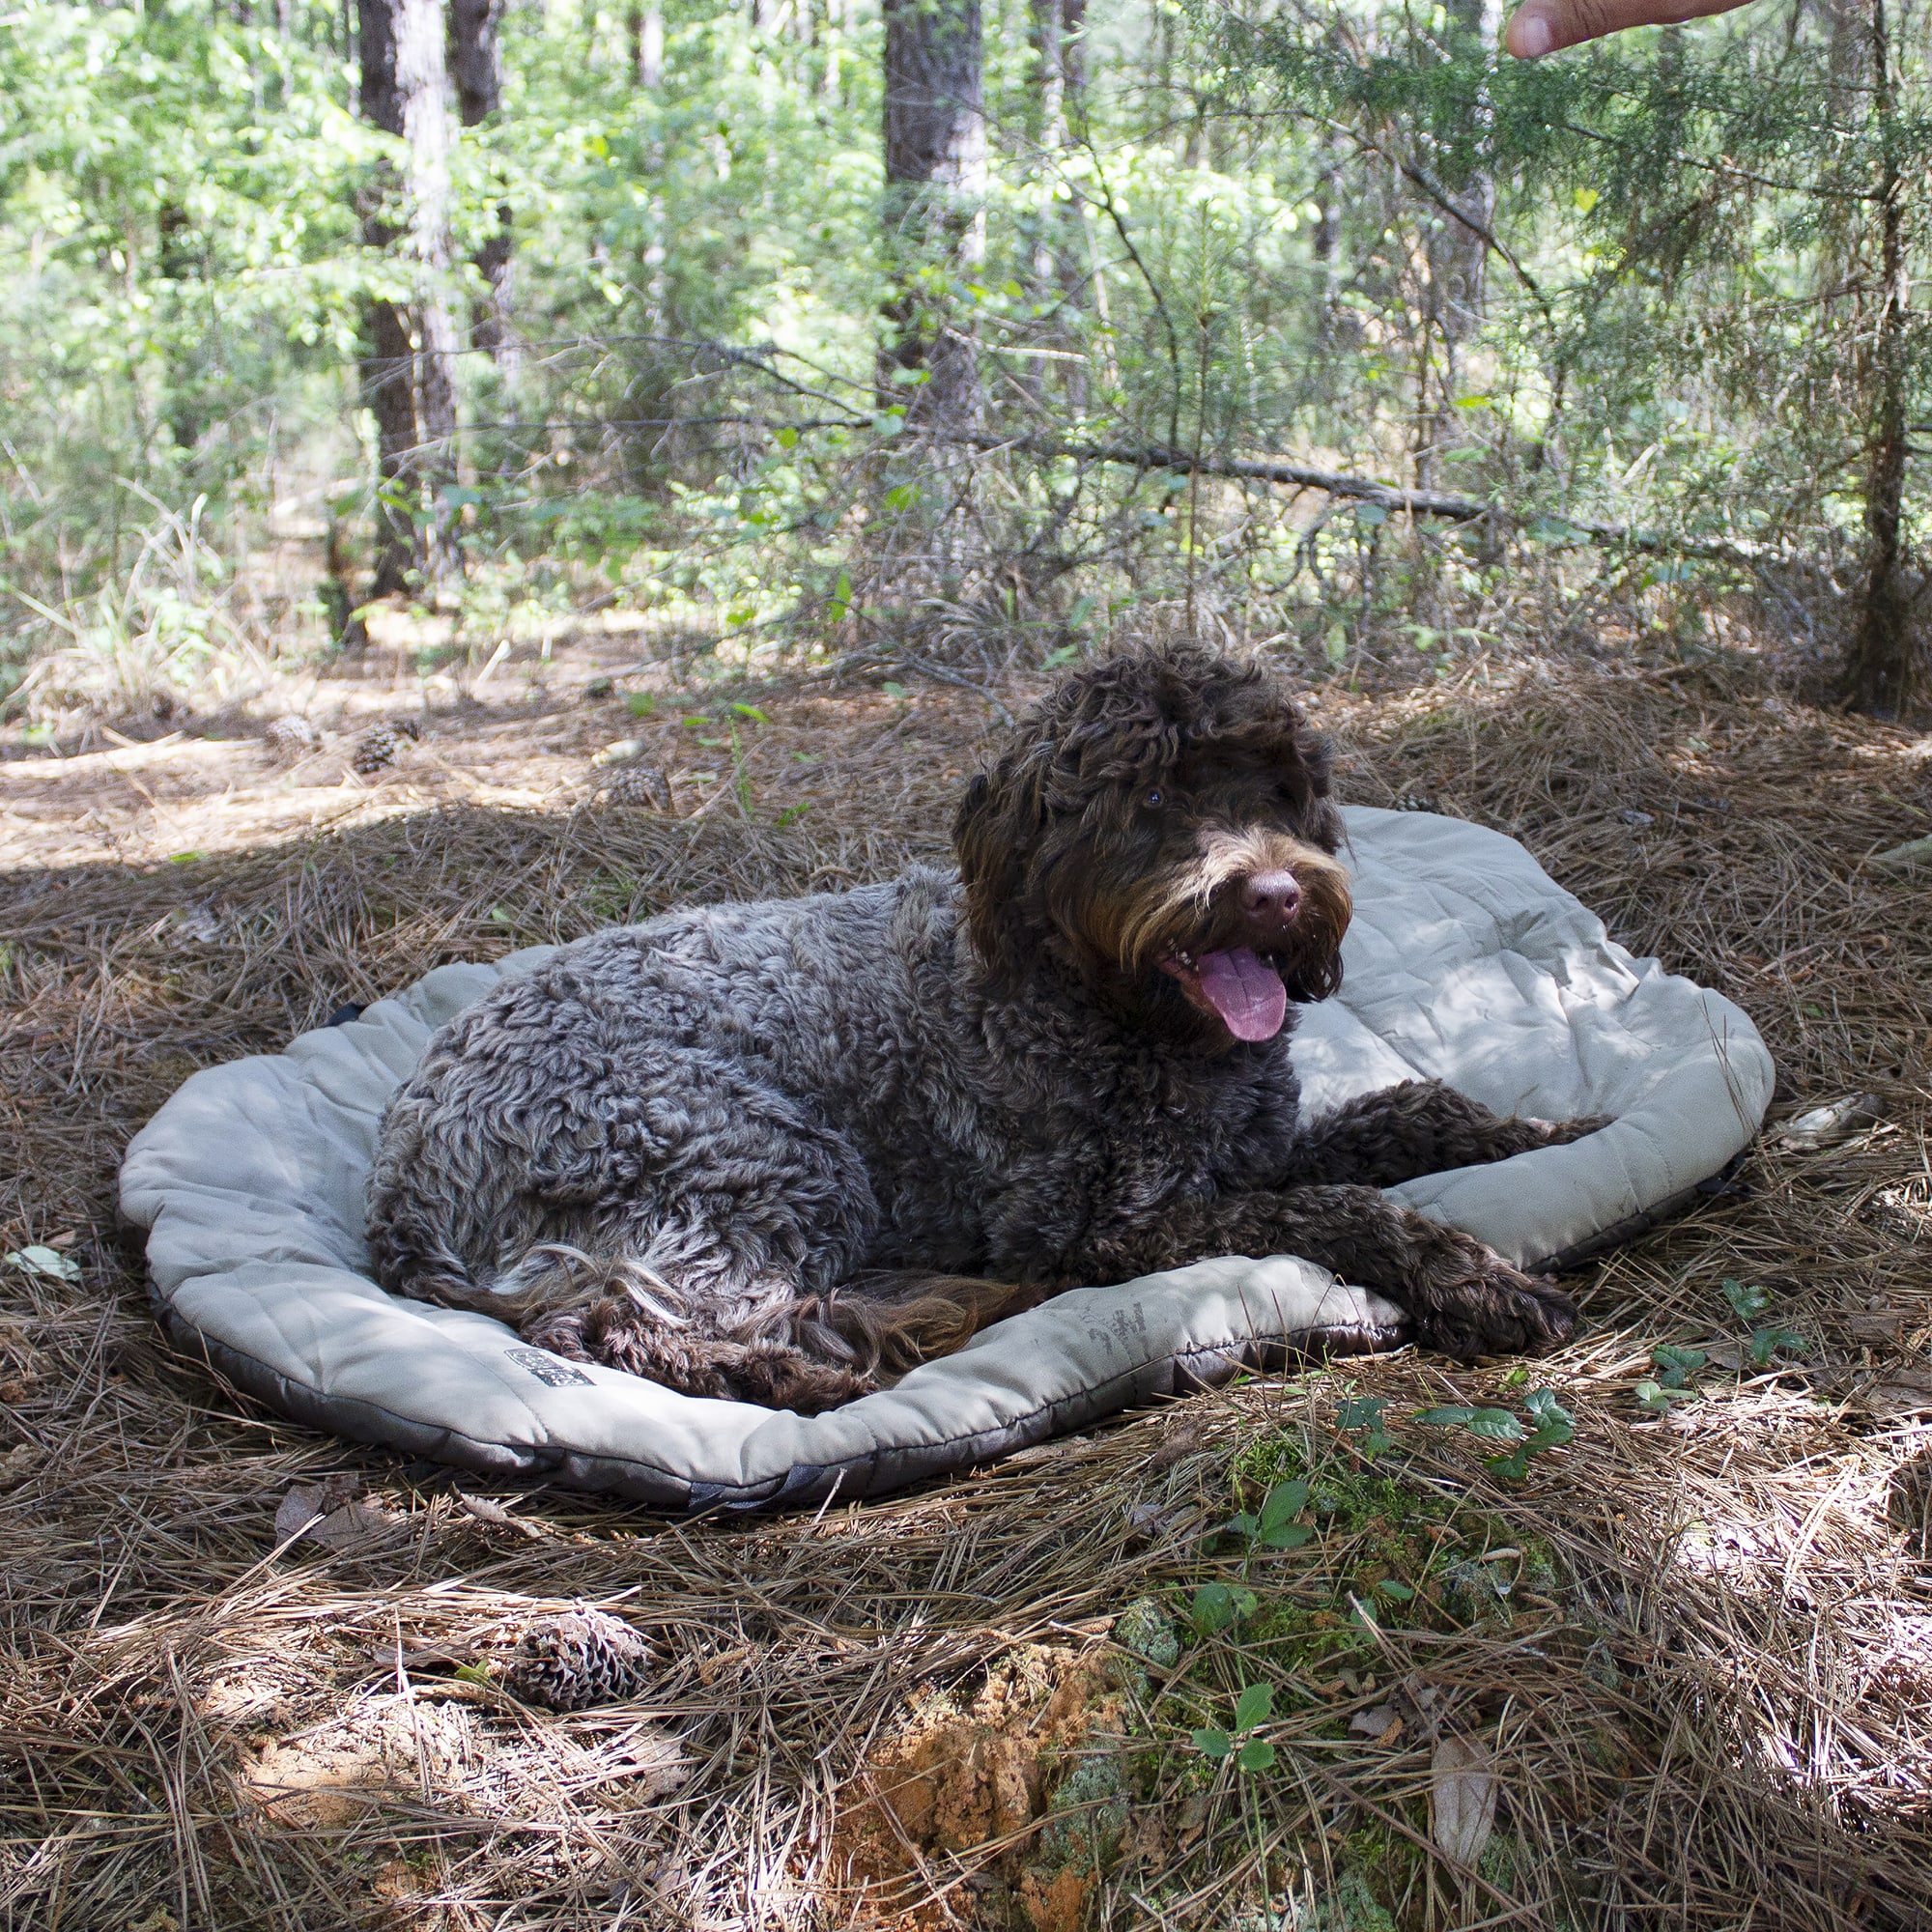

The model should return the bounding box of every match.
[1294,725,1346,852]
[952,756,1038,977]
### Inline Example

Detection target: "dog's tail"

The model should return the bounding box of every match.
[400,1246,1047,1411]
[811,1270,1050,1374]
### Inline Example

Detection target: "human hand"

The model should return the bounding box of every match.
[1504,0,1755,58]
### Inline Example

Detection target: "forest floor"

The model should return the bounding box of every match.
[2,614,1931,1931]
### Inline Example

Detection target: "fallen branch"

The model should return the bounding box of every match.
[957,433,1791,568]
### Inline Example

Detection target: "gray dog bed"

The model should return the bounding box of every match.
[119,808,1773,1511]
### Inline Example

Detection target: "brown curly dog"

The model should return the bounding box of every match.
[366,645,1602,1410]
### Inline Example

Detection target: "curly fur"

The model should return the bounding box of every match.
[367,645,1603,1410]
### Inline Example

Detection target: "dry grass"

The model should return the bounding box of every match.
[1,617,1929,1930]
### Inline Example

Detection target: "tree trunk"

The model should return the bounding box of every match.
[448,0,515,365]
[1060,0,1084,99]
[880,0,985,430]
[1844,0,1918,716]
[358,0,460,601]
[1415,0,1499,487]
[1431,0,1500,363]
[628,1,663,87]
[1025,0,1087,412]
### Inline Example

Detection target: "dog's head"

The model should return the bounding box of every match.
[953,645,1350,1048]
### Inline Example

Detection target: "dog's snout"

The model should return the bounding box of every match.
[1241,868,1302,926]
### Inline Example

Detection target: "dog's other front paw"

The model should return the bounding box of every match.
[1482,1111,1613,1160]
[1409,1252,1577,1361]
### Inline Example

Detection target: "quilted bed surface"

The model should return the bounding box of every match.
[118,807,1773,1510]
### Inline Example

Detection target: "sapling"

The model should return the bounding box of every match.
[1192,1681,1277,1774]
[1337,1394,1395,1457]
[1226,1477,1314,1552]
[1415,1387,1576,1479]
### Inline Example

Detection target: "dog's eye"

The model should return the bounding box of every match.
[1143,786,1165,810]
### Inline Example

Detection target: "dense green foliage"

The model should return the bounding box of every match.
[3,0,1928,710]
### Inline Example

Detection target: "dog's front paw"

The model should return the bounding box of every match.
[1409,1247,1577,1361]
[1484,1111,1613,1160]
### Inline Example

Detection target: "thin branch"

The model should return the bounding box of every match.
[953,431,1792,564]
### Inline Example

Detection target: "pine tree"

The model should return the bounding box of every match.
[357,0,460,601]
[447,0,514,366]
[880,0,986,430]
[1224,0,1932,714]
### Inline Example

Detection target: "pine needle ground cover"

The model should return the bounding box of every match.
[1,623,1929,1930]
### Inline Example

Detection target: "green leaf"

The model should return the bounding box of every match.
[1233,1682,1273,1731]
[1748,1325,1806,1367]
[775,804,810,828]
[1651,1344,1706,1390]
[1227,1512,1260,1540]
[881,681,907,700]
[1260,1521,1314,1550]
[452,1662,494,1686]
[1192,1727,1232,1759]
[623,692,657,718]
[1191,1582,1236,1634]
[1486,1447,1532,1481]
[1721,1278,1769,1321]
[774,427,798,448]
[1354,501,1389,527]
[1465,1407,1526,1442]
[1337,1396,1385,1432]
[1633,1378,1690,1413]
[1416,1405,1478,1429]
[1236,1737,1277,1774]
[882,483,919,511]
[729,703,768,724]
[1521,1388,1575,1445]
[1258,1478,1309,1533]
[1375,1578,1416,1602]
[1040,641,1083,669]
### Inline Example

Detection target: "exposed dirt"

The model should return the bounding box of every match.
[834,1639,1129,1930]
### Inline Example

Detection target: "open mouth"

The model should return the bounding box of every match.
[1157,947,1289,1042]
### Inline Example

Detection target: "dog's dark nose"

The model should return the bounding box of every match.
[1241,869,1302,926]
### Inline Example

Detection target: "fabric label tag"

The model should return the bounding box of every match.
[505,1348,593,1388]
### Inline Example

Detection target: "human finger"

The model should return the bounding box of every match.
[1503,0,1754,58]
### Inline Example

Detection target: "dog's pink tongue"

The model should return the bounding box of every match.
[1195,948,1288,1041]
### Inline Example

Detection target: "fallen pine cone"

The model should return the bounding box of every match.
[351,718,421,775]
[500,1606,653,1711]
[265,715,320,759]
[597,763,675,811]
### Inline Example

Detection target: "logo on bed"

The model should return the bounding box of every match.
[505,1348,594,1388]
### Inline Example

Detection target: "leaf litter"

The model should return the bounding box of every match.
[1,620,1930,1926]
